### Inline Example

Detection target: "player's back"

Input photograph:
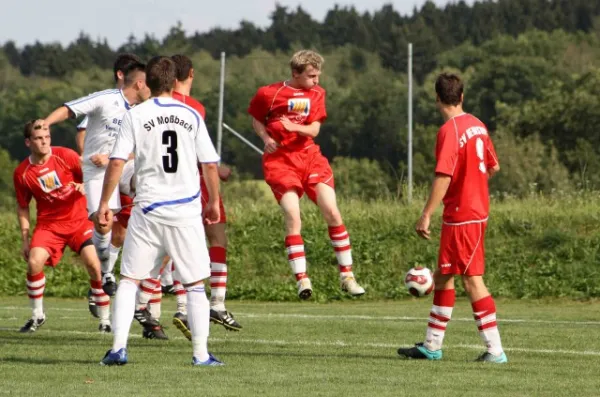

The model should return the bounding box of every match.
[440,114,498,224]
[124,97,214,225]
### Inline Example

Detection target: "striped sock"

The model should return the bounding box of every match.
[285,235,307,281]
[149,285,162,321]
[328,225,353,279]
[136,278,160,311]
[26,272,45,319]
[472,295,504,355]
[424,289,455,351]
[174,280,187,314]
[90,279,110,323]
[209,247,227,312]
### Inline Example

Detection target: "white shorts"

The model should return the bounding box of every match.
[120,206,210,284]
[84,179,120,216]
[119,160,136,197]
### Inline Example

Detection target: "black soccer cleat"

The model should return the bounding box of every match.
[20,316,46,333]
[210,309,242,331]
[102,272,117,297]
[88,289,99,318]
[98,323,112,333]
[397,343,442,360]
[161,284,175,295]
[142,326,168,340]
[134,308,168,340]
[173,312,192,341]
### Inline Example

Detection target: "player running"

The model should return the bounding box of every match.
[14,120,111,333]
[248,50,365,299]
[43,58,149,300]
[397,73,507,363]
[98,56,223,366]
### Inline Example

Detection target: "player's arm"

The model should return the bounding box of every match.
[252,118,278,153]
[280,119,321,138]
[486,137,500,178]
[195,118,221,223]
[13,171,32,259]
[75,129,85,155]
[44,106,73,127]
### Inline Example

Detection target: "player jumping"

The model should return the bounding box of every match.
[397,73,507,363]
[14,120,111,333]
[248,50,365,299]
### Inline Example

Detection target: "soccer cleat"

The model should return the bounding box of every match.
[340,276,366,296]
[297,278,313,300]
[19,316,46,333]
[210,309,242,331]
[98,323,112,333]
[142,327,168,340]
[192,353,225,366]
[100,348,128,366]
[87,289,99,318]
[475,351,508,364]
[134,308,168,340]
[173,312,192,341]
[161,284,175,295]
[397,343,443,360]
[102,272,117,297]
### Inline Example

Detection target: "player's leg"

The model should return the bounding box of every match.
[78,243,111,332]
[86,179,120,296]
[460,223,506,363]
[107,219,126,287]
[160,257,175,294]
[133,275,167,340]
[170,259,192,340]
[398,224,456,360]
[165,222,223,366]
[311,182,365,296]
[21,247,51,332]
[207,219,242,331]
[101,208,165,366]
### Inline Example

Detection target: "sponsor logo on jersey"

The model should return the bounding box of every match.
[288,98,310,116]
[440,263,452,268]
[37,171,63,193]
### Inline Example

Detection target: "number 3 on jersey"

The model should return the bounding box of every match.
[162,130,178,173]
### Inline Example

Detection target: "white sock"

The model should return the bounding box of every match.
[174,281,187,314]
[187,284,210,361]
[108,244,121,274]
[93,229,112,273]
[111,279,137,352]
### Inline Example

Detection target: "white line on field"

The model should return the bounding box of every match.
[0,327,599,357]
[2,306,600,326]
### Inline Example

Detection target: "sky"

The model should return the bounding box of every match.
[0,0,473,49]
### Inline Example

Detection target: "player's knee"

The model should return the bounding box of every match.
[27,257,45,273]
[321,205,342,225]
[433,271,454,289]
[461,275,486,296]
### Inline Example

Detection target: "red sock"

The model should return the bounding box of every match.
[285,235,307,280]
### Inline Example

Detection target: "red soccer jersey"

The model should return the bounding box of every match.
[13,147,88,224]
[248,81,327,151]
[172,91,206,119]
[435,113,499,224]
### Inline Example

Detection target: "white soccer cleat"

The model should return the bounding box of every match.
[340,276,365,296]
[297,278,313,300]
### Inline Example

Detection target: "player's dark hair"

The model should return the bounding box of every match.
[435,73,464,106]
[171,54,193,82]
[146,56,176,96]
[113,53,143,83]
[23,119,42,139]
[123,61,147,87]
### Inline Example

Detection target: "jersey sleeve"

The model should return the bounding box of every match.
[13,167,32,208]
[110,111,135,160]
[77,116,89,130]
[248,86,270,122]
[65,91,106,118]
[55,147,84,183]
[435,125,459,176]
[195,118,220,164]
[308,89,327,124]
[486,136,499,169]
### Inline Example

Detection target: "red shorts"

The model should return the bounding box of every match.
[263,145,334,203]
[30,219,94,267]
[438,221,487,276]
[200,177,226,224]
[116,194,134,228]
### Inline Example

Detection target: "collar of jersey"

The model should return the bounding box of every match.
[119,89,131,110]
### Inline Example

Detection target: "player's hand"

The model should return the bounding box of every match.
[90,154,109,167]
[217,165,232,182]
[263,137,279,154]
[21,241,30,261]
[280,116,298,132]
[415,213,432,240]
[96,202,113,228]
[69,182,85,195]
[203,200,220,225]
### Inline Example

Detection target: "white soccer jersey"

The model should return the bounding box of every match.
[65,89,133,182]
[76,116,88,130]
[111,97,220,225]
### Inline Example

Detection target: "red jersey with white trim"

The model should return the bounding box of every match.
[172,91,206,119]
[13,147,88,224]
[248,82,327,151]
[435,113,499,224]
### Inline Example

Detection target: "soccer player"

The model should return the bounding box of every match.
[70,54,144,297]
[397,73,507,363]
[14,120,111,333]
[43,56,149,297]
[248,50,365,299]
[99,56,223,366]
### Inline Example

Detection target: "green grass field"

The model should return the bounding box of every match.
[1,296,600,396]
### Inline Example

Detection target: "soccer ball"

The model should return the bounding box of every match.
[404,266,434,297]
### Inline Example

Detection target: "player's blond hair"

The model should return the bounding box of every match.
[290,50,324,74]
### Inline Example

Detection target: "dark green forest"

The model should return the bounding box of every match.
[2,0,600,198]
